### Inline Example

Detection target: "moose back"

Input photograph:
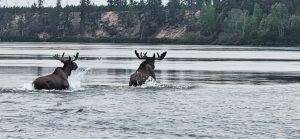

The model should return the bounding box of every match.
[129,50,167,86]
[33,52,79,90]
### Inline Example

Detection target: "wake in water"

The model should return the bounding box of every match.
[17,67,92,92]
[139,77,195,89]
[5,69,194,93]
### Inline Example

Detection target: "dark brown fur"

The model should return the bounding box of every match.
[33,52,79,90]
[129,50,167,87]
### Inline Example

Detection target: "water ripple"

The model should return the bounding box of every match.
[0,43,300,138]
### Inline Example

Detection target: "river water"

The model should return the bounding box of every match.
[0,43,299,138]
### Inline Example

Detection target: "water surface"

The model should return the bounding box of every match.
[0,43,300,138]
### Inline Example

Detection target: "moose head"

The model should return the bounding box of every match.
[129,50,167,86]
[33,52,79,90]
[53,52,79,76]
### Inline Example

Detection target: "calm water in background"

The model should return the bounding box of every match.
[0,43,299,138]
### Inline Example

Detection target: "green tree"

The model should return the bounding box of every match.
[129,0,139,9]
[138,0,146,10]
[146,0,163,25]
[17,16,26,37]
[246,3,263,36]
[290,15,300,28]
[116,0,127,7]
[80,0,91,35]
[167,0,183,25]
[107,0,127,10]
[31,2,38,12]
[38,0,44,14]
[107,0,114,9]
[289,15,300,35]
[224,8,248,36]
[56,0,62,9]
[62,6,74,35]
[198,5,216,35]
[184,0,203,10]
[266,3,289,37]
[49,0,63,37]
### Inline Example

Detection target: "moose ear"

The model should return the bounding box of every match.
[69,56,71,61]
[152,53,155,58]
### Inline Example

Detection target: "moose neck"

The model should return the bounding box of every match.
[138,60,155,70]
[62,64,73,76]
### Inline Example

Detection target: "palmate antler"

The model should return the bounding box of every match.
[155,51,167,60]
[71,52,79,62]
[135,50,148,59]
[53,52,65,62]
[54,52,79,62]
[135,50,167,60]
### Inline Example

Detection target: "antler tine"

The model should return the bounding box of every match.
[135,50,147,59]
[72,52,79,62]
[143,52,147,58]
[155,51,167,60]
[53,52,65,62]
[156,52,160,58]
[135,50,141,59]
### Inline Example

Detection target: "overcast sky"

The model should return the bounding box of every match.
[0,0,168,7]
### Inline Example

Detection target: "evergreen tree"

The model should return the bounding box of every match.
[198,5,216,35]
[80,0,91,35]
[62,6,73,35]
[224,8,248,36]
[38,0,44,14]
[266,3,289,37]
[107,0,114,9]
[246,3,263,36]
[167,0,183,25]
[290,15,300,28]
[56,0,62,9]
[289,15,300,36]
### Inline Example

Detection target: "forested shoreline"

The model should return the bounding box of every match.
[0,0,299,46]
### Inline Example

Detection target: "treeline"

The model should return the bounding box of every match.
[193,0,300,45]
[0,0,299,46]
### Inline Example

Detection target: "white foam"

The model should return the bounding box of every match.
[68,67,91,91]
[139,77,194,89]
[18,68,90,91]
[21,83,34,90]
[141,77,159,88]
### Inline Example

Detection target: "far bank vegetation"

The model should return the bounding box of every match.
[0,0,299,46]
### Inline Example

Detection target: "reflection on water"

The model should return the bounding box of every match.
[0,43,300,138]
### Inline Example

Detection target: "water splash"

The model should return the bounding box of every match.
[17,68,91,92]
[68,67,91,91]
[21,83,34,91]
[140,78,194,89]
[141,77,158,88]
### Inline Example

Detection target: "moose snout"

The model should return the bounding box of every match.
[73,63,78,70]
[72,63,78,70]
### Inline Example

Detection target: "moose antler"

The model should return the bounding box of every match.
[54,52,79,62]
[135,50,148,59]
[53,52,65,62]
[71,52,79,62]
[155,51,167,60]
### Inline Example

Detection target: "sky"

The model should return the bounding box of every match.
[0,0,168,7]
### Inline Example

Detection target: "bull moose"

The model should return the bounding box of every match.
[33,52,79,90]
[129,50,167,86]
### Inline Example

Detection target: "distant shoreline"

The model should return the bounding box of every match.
[0,36,299,47]
[1,1,299,48]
